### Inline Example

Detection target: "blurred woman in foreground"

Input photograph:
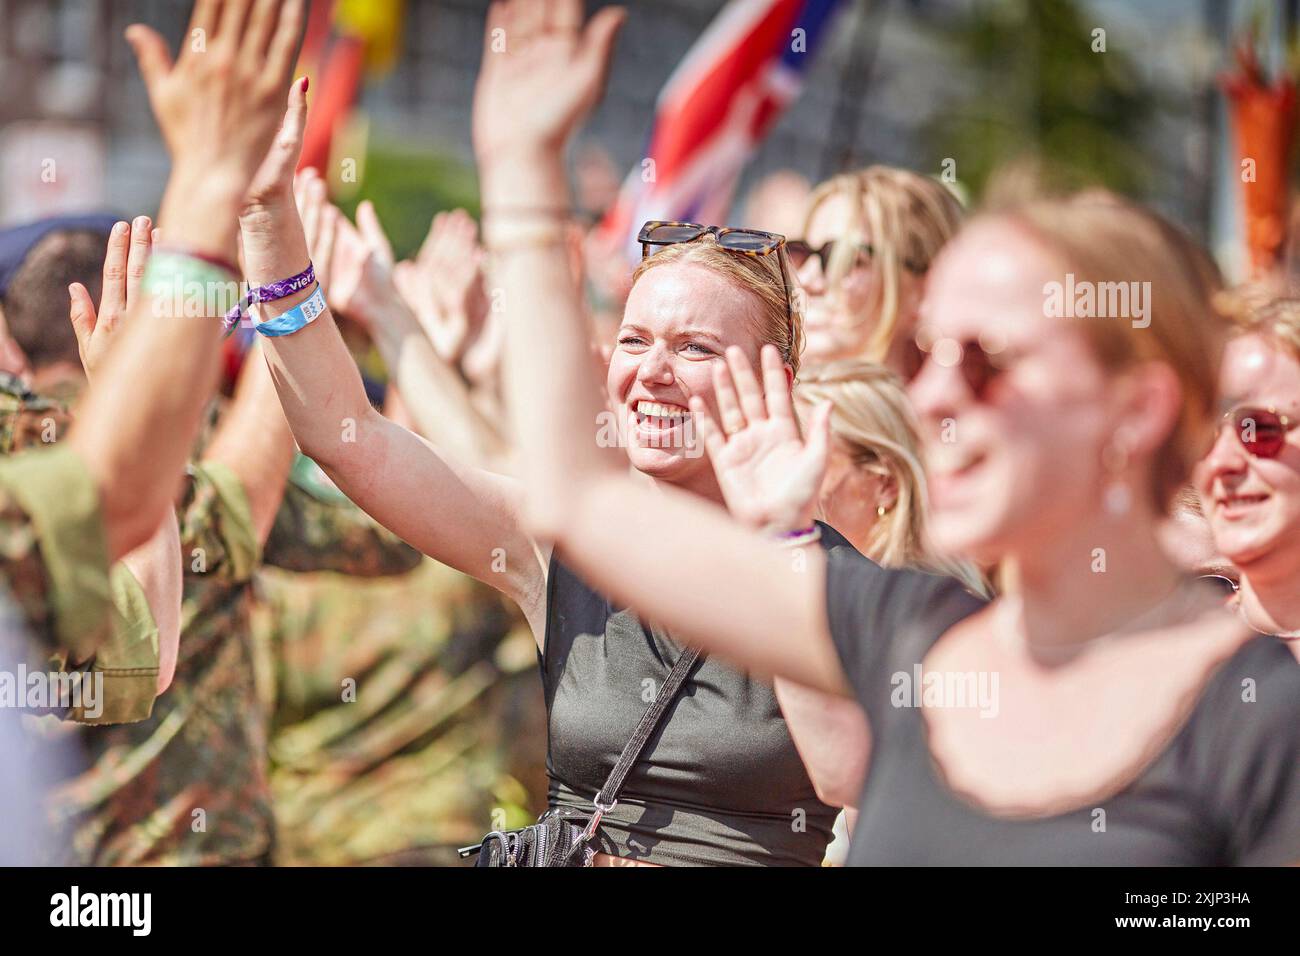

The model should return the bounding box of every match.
[483,0,1300,865]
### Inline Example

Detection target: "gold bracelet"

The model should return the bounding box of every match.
[483,222,569,258]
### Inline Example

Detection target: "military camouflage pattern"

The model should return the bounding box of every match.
[43,458,270,864]
[254,556,549,865]
[0,374,549,865]
[0,372,71,457]
[0,376,118,711]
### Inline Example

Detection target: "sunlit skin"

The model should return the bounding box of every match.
[798,191,922,370]
[608,262,769,500]
[907,220,1144,567]
[1193,333,1300,636]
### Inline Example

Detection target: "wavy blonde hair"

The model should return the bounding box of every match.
[796,360,989,596]
[802,166,964,362]
[630,236,803,376]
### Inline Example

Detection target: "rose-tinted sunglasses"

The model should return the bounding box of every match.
[902,330,1015,400]
[1219,406,1296,460]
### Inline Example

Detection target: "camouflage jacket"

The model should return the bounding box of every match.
[0,378,420,865]
[255,556,547,866]
[0,373,155,724]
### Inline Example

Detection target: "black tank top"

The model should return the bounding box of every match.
[541,526,850,866]
[822,545,1300,864]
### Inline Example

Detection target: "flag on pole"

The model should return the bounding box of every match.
[597,0,844,261]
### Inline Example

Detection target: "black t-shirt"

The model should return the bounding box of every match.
[541,525,856,866]
[824,545,1300,865]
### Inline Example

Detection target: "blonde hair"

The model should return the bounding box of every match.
[1215,287,1300,362]
[980,191,1224,514]
[796,360,989,596]
[630,236,803,376]
[802,166,964,362]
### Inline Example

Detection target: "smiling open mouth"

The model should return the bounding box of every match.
[1216,492,1270,514]
[633,400,691,431]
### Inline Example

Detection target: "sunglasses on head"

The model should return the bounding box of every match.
[902,329,1015,400]
[786,239,926,276]
[1218,405,1296,460]
[637,219,794,324]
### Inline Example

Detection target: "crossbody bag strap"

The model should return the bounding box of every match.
[579,643,703,842]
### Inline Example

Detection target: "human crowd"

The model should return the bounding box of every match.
[0,0,1297,867]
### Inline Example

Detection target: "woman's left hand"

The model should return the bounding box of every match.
[692,345,832,534]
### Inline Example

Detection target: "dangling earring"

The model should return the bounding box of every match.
[1101,437,1131,517]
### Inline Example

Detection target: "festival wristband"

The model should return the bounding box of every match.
[152,245,240,279]
[774,525,821,548]
[144,252,241,319]
[253,284,327,338]
[223,262,316,336]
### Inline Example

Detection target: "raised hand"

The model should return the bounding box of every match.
[244,76,311,214]
[393,209,489,366]
[472,0,625,163]
[303,175,396,328]
[691,345,832,534]
[68,216,155,379]
[126,0,306,203]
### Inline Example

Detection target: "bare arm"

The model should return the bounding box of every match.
[67,0,305,563]
[120,511,182,693]
[238,131,544,631]
[475,0,849,692]
[773,678,869,808]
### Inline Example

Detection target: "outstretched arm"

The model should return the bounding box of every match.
[68,0,306,564]
[476,0,849,693]
[69,215,181,691]
[240,107,545,633]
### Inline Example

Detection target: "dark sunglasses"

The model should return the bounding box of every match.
[786,238,926,276]
[1218,406,1297,460]
[903,330,1014,400]
[637,219,794,323]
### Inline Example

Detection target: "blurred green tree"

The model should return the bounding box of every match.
[923,0,1156,200]
[336,144,480,259]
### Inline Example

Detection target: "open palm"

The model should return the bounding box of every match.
[472,0,625,160]
[693,345,831,533]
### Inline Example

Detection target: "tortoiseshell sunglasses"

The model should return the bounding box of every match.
[636,220,794,324]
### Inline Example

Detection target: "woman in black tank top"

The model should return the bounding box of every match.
[476,11,1300,866]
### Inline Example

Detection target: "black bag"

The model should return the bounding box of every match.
[460,645,701,867]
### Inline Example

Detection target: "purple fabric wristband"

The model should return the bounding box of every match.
[222,262,316,335]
